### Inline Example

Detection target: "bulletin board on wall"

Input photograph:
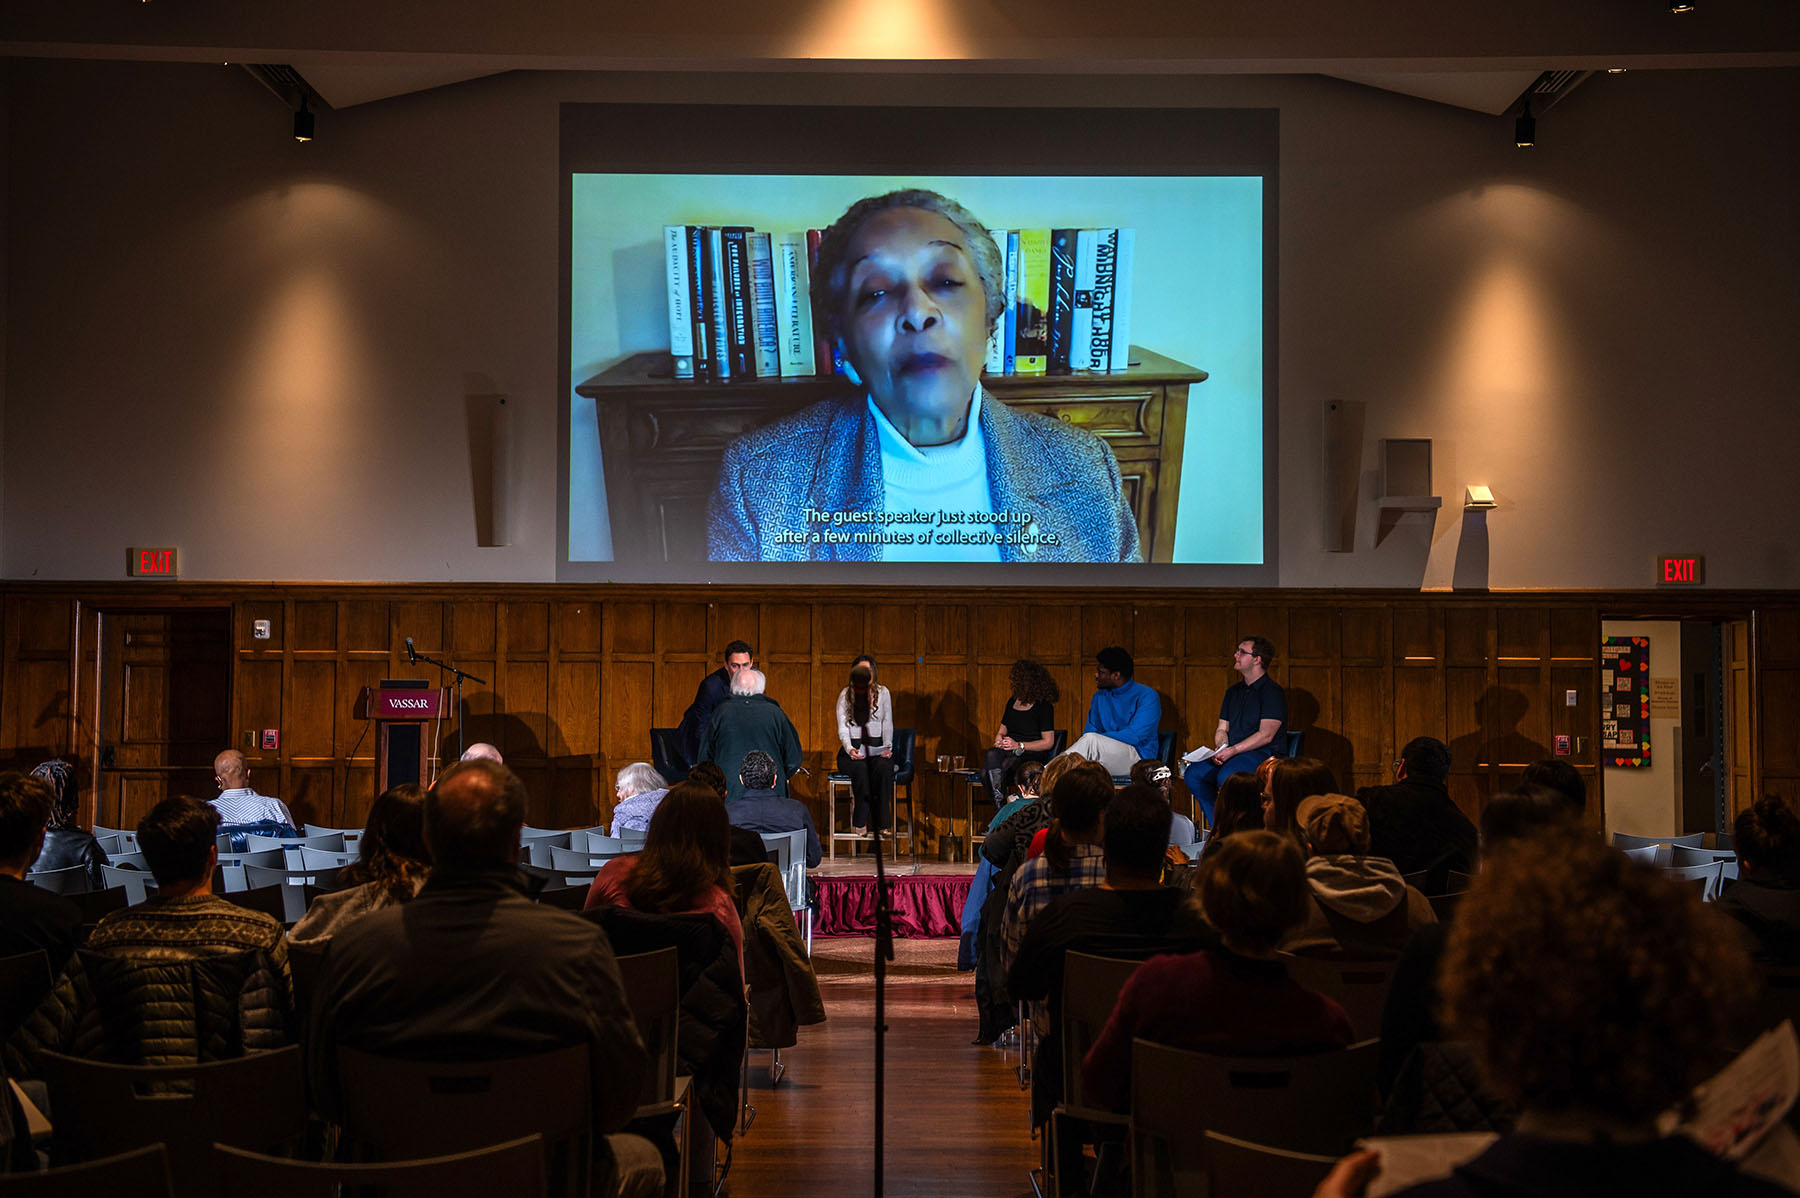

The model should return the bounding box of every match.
[1601,635,1651,767]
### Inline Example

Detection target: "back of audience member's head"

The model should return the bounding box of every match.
[0,772,54,868]
[615,762,667,801]
[730,668,767,697]
[1519,759,1586,816]
[1201,774,1268,863]
[1198,830,1311,955]
[688,761,728,799]
[137,795,222,886]
[341,783,429,899]
[1441,833,1752,1124]
[1043,762,1113,875]
[1735,795,1800,881]
[1104,784,1173,876]
[425,759,527,869]
[1129,759,1173,800]
[1398,736,1451,784]
[1014,761,1045,799]
[1479,785,1582,854]
[1263,757,1337,847]
[1297,793,1370,857]
[1037,753,1084,803]
[1095,646,1134,680]
[628,781,734,912]
[739,750,778,792]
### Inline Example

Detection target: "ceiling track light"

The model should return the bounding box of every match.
[1514,103,1536,148]
[293,97,315,143]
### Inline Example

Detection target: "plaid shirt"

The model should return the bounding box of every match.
[999,842,1106,976]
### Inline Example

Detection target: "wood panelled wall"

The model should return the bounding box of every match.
[3,584,1797,848]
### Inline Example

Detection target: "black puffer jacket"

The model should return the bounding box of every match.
[31,828,110,892]
[5,948,292,1077]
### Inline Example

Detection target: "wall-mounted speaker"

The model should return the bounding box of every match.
[1322,400,1365,553]
[467,393,513,547]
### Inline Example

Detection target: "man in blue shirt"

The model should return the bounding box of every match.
[727,750,822,868]
[1063,647,1161,776]
[1183,636,1287,823]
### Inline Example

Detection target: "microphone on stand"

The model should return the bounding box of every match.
[405,637,417,664]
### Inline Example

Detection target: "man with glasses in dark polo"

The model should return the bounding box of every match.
[1182,636,1286,824]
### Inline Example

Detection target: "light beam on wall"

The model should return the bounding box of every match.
[793,0,970,59]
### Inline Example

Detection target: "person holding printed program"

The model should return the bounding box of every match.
[707,189,1138,563]
[1062,647,1161,777]
[836,656,894,835]
[1182,636,1286,823]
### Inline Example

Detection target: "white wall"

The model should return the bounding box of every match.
[1600,619,1681,838]
[3,62,1796,584]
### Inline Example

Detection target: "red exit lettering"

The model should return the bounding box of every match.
[128,547,178,578]
[1657,556,1704,585]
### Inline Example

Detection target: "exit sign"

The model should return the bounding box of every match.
[127,547,179,578]
[1658,555,1704,585]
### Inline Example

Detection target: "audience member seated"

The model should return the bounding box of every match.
[1009,783,1217,1126]
[585,782,745,969]
[1715,795,1800,967]
[998,762,1114,975]
[1355,736,1476,894]
[959,762,1048,971]
[308,759,660,1198]
[1262,756,1337,847]
[983,754,1080,875]
[677,639,757,774]
[1519,758,1587,818]
[984,658,1060,800]
[725,751,821,868]
[210,748,297,850]
[610,763,670,835]
[1062,647,1161,777]
[8,796,293,1074]
[1197,774,1265,865]
[460,741,503,762]
[1285,794,1434,957]
[26,758,110,890]
[290,784,429,944]
[1080,830,1354,1112]
[700,669,802,803]
[836,656,896,834]
[0,773,83,1010]
[688,762,775,867]
[1324,833,1775,1198]
[1130,758,1196,847]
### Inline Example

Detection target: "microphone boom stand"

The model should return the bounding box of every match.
[872,807,895,1198]
[409,647,487,763]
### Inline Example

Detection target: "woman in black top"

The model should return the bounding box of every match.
[984,659,1060,800]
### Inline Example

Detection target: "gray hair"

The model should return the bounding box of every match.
[730,668,767,697]
[460,742,503,763]
[740,750,778,790]
[615,762,667,798]
[810,189,1006,344]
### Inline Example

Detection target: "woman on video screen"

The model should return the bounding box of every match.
[706,190,1140,563]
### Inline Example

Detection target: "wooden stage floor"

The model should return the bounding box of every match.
[728,977,1037,1197]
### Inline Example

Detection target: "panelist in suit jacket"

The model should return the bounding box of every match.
[707,189,1139,564]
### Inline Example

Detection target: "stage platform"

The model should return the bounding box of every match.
[810,862,975,938]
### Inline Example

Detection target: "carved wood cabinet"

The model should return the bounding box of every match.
[576,347,1206,563]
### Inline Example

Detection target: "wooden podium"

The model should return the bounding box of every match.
[354,683,450,796]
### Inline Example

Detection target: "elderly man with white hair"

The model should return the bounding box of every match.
[697,668,803,803]
[459,743,503,764]
[609,764,668,834]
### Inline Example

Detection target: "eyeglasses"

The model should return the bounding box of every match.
[1391,760,1404,771]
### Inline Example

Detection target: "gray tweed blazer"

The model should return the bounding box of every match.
[706,390,1141,563]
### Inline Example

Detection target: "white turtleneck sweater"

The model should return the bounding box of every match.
[868,390,1001,562]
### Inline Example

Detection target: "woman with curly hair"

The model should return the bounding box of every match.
[291,784,430,943]
[1322,833,1773,1198]
[1261,756,1336,848]
[984,658,1060,801]
[584,781,743,968]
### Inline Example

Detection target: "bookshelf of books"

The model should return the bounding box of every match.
[576,347,1206,563]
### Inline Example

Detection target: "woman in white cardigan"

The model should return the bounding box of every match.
[837,655,895,834]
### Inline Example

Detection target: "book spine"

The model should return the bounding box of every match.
[705,228,731,381]
[722,227,752,379]
[807,228,833,377]
[1072,229,1099,371]
[1109,228,1135,372]
[1048,228,1077,374]
[663,226,695,379]
[1003,231,1019,375]
[687,225,711,379]
[984,228,1009,375]
[749,233,781,378]
[774,233,816,377]
[1088,228,1118,371]
[1014,228,1050,375]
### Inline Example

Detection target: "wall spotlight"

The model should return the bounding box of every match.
[1670,1,1695,12]
[293,98,314,142]
[1514,104,1536,148]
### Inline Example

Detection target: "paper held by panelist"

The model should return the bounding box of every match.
[1180,745,1220,766]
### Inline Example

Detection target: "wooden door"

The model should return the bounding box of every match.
[96,609,231,829]
[1726,618,1754,819]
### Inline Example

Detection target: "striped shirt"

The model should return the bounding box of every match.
[211,788,294,827]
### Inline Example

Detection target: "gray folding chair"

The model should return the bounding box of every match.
[1661,860,1724,900]
[760,829,813,955]
[301,824,365,853]
[297,846,359,870]
[1050,953,1148,1198]
[26,864,90,895]
[244,831,346,867]
[616,948,690,1196]
[213,1135,544,1198]
[242,863,342,923]
[98,863,156,905]
[216,848,287,893]
[1192,1131,1338,1198]
[1280,953,1400,1042]
[521,829,573,867]
[0,1143,174,1197]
